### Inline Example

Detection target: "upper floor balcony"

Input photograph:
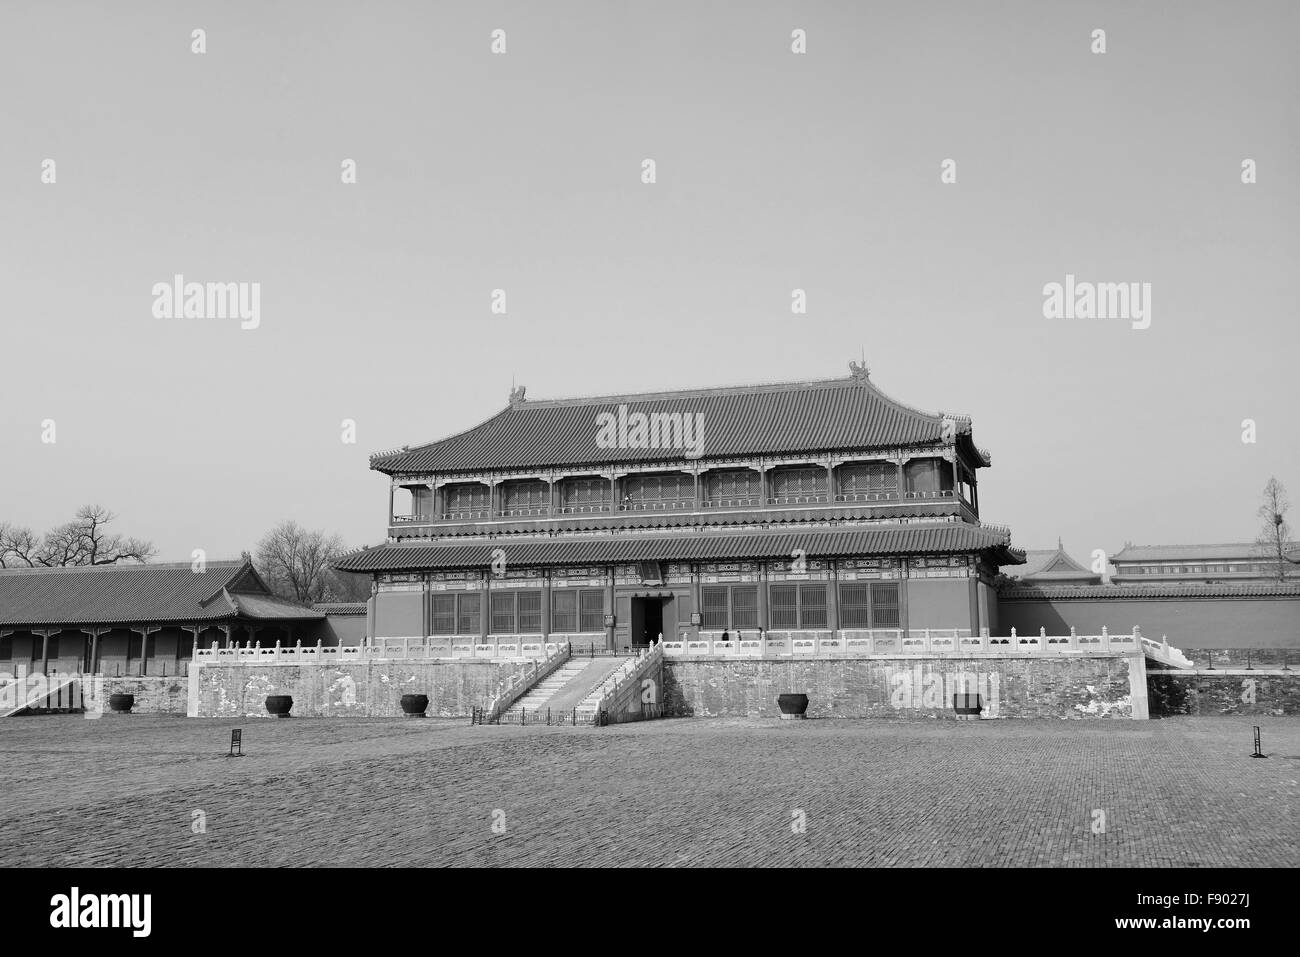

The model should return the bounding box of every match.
[388,456,979,534]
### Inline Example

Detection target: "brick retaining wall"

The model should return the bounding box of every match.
[188,660,532,718]
[1148,670,1300,716]
[662,655,1146,719]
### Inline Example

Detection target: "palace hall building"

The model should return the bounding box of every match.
[336,365,1025,650]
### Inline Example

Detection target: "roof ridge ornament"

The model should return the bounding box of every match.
[509,384,527,407]
[848,359,870,382]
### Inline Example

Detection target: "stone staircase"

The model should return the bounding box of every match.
[504,657,628,719]
[1141,636,1194,669]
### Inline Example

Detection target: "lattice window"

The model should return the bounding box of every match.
[770,584,798,627]
[701,586,729,629]
[799,584,827,627]
[431,594,456,635]
[839,582,872,628]
[770,467,827,497]
[904,459,940,495]
[491,593,517,634]
[457,594,480,634]
[871,582,900,627]
[839,463,898,494]
[705,470,759,500]
[579,589,605,632]
[517,591,542,633]
[624,473,692,503]
[445,484,489,512]
[732,586,758,628]
[502,480,548,509]
[561,478,608,505]
[551,591,578,632]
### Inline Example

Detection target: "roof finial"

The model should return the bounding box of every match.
[509,379,526,406]
[848,353,870,382]
[1058,536,1063,550]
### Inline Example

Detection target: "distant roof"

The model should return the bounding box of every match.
[0,561,324,627]
[1110,543,1274,563]
[1003,544,1100,584]
[336,523,1022,573]
[1001,582,1300,600]
[370,371,991,475]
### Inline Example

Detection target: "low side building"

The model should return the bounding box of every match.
[0,560,326,676]
[1003,541,1100,586]
[1110,542,1300,585]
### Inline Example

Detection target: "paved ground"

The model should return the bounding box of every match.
[0,715,1295,866]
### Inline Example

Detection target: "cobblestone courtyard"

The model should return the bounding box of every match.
[1,716,1295,867]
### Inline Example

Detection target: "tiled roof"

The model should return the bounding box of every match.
[371,374,989,474]
[1003,544,1100,584]
[313,602,369,617]
[1110,543,1276,562]
[395,502,964,540]
[229,593,326,621]
[1000,583,1300,600]
[0,561,322,627]
[336,523,1019,573]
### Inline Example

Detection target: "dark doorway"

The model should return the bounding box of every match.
[629,597,666,647]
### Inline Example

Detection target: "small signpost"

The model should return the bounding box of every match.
[228,728,244,758]
[1250,726,1266,759]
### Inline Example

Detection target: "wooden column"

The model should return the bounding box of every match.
[689,564,701,637]
[758,563,769,630]
[606,566,616,651]
[540,572,551,640]
[480,570,490,639]
[693,468,702,510]
[898,561,910,637]
[139,627,151,676]
[40,630,51,675]
[547,474,557,519]
[221,623,232,649]
[826,562,839,635]
[387,483,395,527]
[825,461,835,503]
[421,576,431,639]
[896,457,906,498]
[433,483,445,521]
[89,628,102,673]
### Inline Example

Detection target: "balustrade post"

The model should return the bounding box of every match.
[1101,626,1109,652]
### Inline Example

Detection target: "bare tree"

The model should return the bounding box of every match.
[0,506,155,566]
[254,521,361,604]
[0,523,43,567]
[1255,477,1294,582]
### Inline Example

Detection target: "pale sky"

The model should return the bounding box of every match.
[1,0,1296,566]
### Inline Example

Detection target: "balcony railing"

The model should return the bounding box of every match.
[767,494,830,505]
[616,500,694,512]
[393,487,964,525]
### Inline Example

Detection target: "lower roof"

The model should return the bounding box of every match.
[336,523,1021,573]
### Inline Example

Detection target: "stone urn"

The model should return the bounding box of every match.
[264,695,293,718]
[777,693,809,719]
[952,693,982,717]
[108,693,134,714]
[400,693,429,717]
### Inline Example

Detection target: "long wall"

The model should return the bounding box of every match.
[997,595,1300,649]
[662,654,1147,720]
[188,660,531,718]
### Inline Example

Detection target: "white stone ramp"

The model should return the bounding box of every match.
[507,657,628,716]
[1142,636,1194,669]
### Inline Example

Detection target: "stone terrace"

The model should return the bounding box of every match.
[0,716,1295,867]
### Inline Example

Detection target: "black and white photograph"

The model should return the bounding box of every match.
[0,0,1294,936]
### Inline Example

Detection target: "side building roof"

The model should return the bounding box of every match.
[370,370,991,475]
[0,560,324,628]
